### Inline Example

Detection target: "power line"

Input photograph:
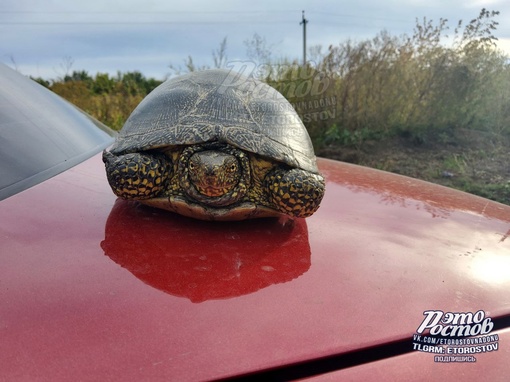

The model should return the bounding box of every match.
[2,10,507,33]
[0,9,412,24]
[0,10,300,26]
[0,21,290,25]
[0,10,295,15]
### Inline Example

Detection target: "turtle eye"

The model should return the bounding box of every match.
[228,163,238,173]
[189,161,195,170]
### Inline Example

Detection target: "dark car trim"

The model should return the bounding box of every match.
[226,314,510,381]
[0,63,115,201]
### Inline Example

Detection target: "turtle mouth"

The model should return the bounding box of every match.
[194,185,234,197]
[192,171,238,197]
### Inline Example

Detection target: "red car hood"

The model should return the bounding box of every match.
[1,155,509,381]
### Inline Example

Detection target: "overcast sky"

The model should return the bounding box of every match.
[2,0,509,80]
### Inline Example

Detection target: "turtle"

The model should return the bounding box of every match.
[102,68,325,221]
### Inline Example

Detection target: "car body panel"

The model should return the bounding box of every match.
[308,328,510,382]
[1,154,509,381]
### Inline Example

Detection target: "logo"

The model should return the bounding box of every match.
[214,60,338,125]
[413,310,500,363]
[220,60,330,98]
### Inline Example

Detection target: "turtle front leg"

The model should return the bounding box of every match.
[103,151,171,200]
[265,167,325,218]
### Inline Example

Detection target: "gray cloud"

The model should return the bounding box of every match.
[1,0,509,79]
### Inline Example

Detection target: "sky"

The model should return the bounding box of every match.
[1,0,509,80]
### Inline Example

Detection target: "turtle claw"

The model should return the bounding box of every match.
[265,168,325,218]
[103,151,170,200]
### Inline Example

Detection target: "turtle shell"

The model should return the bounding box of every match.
[110,69,319,174]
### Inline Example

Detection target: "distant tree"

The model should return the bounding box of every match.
[31,77,50,88]
[456,8,500,50]
[64,70,92,83]
[168,36,228,75]
[213,36,228,68]
[9,55,19,72]
[120,71,161,95]
[56,56,75,80]
[92,73,115,94]
[244,33,275,64]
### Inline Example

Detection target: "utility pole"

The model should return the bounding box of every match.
[300,10,308,66]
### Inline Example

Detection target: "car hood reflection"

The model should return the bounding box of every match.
[101,199,311,303]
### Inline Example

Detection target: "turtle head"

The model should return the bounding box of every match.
[179,145,251,207]
[188,150,241,197]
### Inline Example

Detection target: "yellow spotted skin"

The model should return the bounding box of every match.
[103,151,169,200]
[246,155,274,205]
[264,167,325,218]
[103,144,325,219]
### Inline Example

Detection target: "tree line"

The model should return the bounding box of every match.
[35,9,509,147]
[33,70,162,130]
